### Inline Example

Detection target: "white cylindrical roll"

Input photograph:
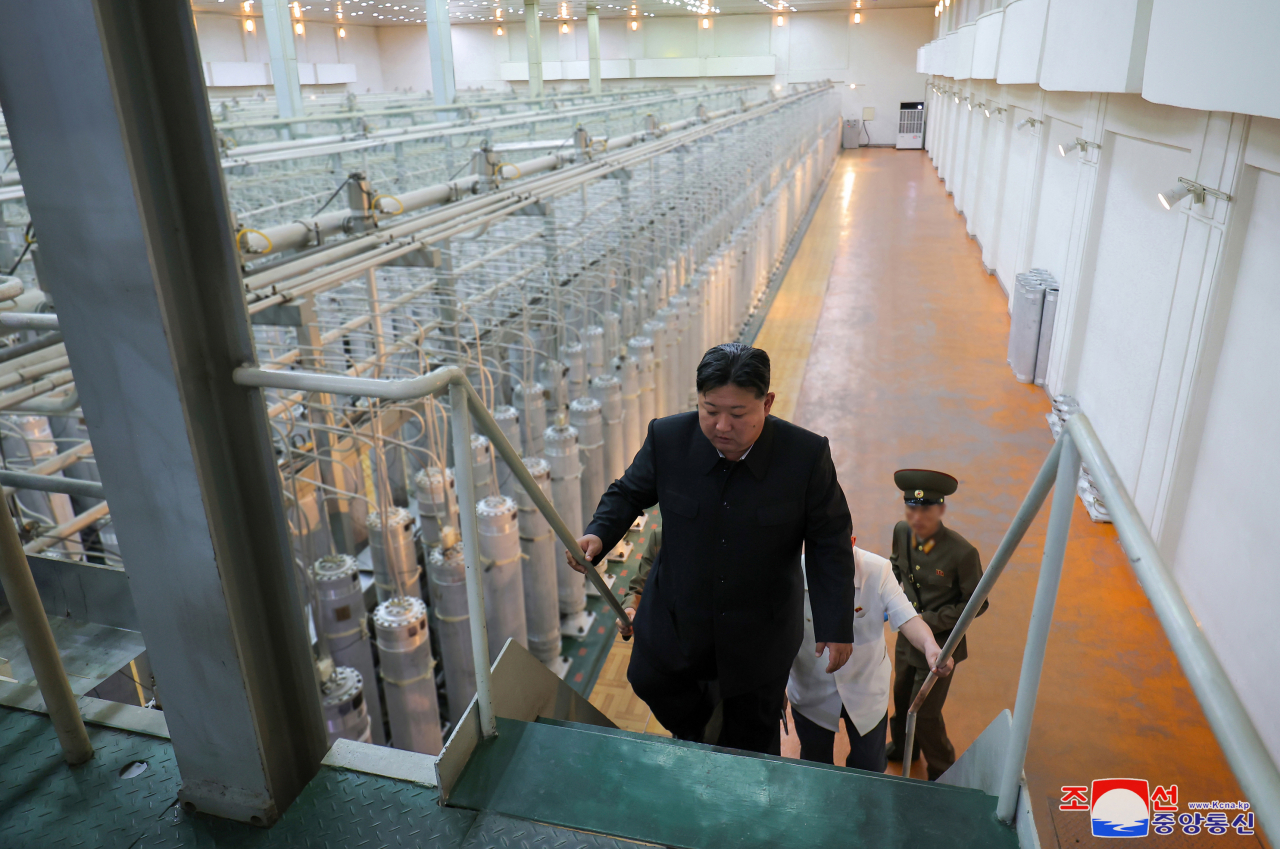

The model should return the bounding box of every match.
[590,374,626,483]
[476,495,527,663]
[425,542,475,721]
[642,319,668,418]
[367,507,421,603]
[374,595,443,754]
[414,466,457,547]
[516,458,561,667]
[512,381,547,457]
[544,424,585,615]
[628,336,655,429]
[570,397,605,529]
[321,666,372,746]
[492,405,522,499]
[312,554,384,744]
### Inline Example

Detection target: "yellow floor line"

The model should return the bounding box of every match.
[753,154,850,422]
[586,154,848,733]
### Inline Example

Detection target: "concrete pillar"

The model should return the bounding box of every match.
[425,0,457,106]
[261,0,304,124]
[525,0,544,98]
[587,4,601,95]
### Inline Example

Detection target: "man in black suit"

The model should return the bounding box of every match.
[569,343,855,755]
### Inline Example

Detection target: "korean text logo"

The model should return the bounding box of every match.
[1059,780,1254,838]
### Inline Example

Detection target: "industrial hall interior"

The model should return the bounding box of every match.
[0,0,1276,847]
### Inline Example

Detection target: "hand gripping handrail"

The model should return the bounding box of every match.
[233,364,631,739]
[900,414,1280,843]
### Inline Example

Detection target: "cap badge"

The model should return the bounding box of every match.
[914,489,924,498]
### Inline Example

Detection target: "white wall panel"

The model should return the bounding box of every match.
[1142,0,1280,121]
[705,56,775,77]
[788,12,848,72]
[644,18,698,58]
[995,0,1048,85]
[634,57,701,78]
[377,25,432,92]
[1074,134,1190,487]
[207,62,271,87]
[971,10,1002,80]
[1171,166,1280,768]
[1039,0,1153,93]
[710,15,771,56]
[951,23,975,80]
[1027,116,1083,281]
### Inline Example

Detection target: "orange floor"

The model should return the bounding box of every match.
[782,148,1256,846]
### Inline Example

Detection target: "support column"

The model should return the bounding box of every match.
[261,0,305,125]
[0,0,326,824]
[525,0,544,98]
[587,3,601,96]
[425,0,457,107]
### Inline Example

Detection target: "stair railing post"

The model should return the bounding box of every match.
[996,431,1080,822]
[450,381,497,738]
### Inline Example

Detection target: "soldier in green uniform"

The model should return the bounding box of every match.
[886,469,987,780]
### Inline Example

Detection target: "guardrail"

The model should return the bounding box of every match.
[900,411,1280,840]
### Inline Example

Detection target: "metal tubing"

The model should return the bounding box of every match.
[449,381,497,738]
[0,313,59,331]
[901,438,1064,774]
[0,486,93,764]
[0,469,104,499]
[0,331,63,364]
[232,365,636,626]
[1066,414,1280,840]
[996,433,1079,822]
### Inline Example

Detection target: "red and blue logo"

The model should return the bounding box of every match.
[1090,779,1150,837]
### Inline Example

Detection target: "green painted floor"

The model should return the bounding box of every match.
[0,708,648,849]
[448,716,1021,849]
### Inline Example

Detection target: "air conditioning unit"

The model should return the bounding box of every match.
[842,118,861,149]
[897,102,925,150]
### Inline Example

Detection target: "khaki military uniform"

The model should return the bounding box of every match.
[888,520,986,779]
[622,526,661,613]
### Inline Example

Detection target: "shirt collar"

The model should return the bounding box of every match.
[699,417,775,480]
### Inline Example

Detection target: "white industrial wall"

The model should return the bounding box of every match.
[921,0,1280,769]
[193,9,932,146]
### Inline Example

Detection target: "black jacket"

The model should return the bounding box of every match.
[585,412,855,696]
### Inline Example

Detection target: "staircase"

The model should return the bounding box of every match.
[436,641,1031,849]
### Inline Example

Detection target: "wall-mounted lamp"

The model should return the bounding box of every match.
[776,14,785,25]
[934,4,940,16]
[853,11,860,22]
[339,26,347,37]
[1015,117,1041,130]
[495,24,504,34]
[702,17,710,28]
[294,21,304,34]
[630,18,638,29]
[1058,137,1101,157]
[561,22,569,32]
[244,17,255,31]
[849,83,857,89]
[1158,177,1232,210]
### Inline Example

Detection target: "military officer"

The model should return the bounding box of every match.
[886,469,987,780]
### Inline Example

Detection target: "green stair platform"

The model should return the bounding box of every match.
[447,716,1021,849]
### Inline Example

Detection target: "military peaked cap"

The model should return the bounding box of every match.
[894,469,958,505]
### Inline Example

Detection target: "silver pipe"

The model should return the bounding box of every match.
[1066,413,1280,839]
[0,313,59,331]
[0,469,104,499]
[996,433,1079,820]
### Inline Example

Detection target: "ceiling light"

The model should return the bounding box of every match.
[243,0,253,10]
[292,0,301,16]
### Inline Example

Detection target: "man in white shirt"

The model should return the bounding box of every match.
[786,542,953,771]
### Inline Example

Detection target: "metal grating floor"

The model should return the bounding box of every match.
[0,708,647,849]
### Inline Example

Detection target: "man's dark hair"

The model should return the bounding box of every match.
[695,343,771,398]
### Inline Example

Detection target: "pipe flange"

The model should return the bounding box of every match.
[312,553,359,584]
[367,506,415,532]
[476,495,517,518]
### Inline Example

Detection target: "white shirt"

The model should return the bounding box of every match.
[786,547,919,735]
[715,443,754,461]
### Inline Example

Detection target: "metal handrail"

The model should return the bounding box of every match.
[900,413,1280,842]
[233,363,630,739]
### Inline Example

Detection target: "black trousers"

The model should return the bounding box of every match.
[627,644,788,756]
[792,706,888,773]
[888,661,956,780]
